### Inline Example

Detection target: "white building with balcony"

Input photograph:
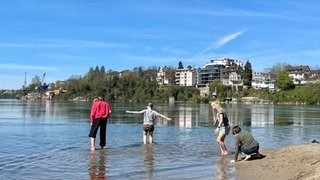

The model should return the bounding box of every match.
[175,68,197,86]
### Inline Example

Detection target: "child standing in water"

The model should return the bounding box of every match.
[126,103,172,144]
[211,100,230,155]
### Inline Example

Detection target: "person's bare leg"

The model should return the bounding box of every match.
[239,152,246,160]
[219,144,224,154]
[149,131,153,144]
[240,152,251,161]
[90,137,95,151]
[143,131,147,144]
[244,155,251,161]
[216,135,223,154]
[217,134,228,155]
[221,135,228,155]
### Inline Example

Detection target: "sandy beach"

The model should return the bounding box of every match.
[234,143,320,180]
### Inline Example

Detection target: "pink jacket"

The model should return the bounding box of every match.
[90,100,112,123]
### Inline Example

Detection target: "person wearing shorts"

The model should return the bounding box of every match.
[218,126,230,136]
[126,103,172,144]
[143,124,154,133]
[211,100,230,155]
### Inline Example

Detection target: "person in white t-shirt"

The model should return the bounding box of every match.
[126,103,172,144]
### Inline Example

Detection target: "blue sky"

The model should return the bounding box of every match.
[1,0,320,90]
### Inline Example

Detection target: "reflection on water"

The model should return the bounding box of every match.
[120,103,319,128]
[142,144,154,179]
[215,156,229,180]
[226,104,276,126]
[1,99,320,179]
[88,150,107,180]
[2,100,318,128]
[177,106,192,127]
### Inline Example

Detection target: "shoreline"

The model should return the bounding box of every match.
[234,143,320,180]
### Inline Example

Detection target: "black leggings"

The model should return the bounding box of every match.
[88,118,107,147]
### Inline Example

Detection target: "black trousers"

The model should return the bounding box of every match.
[88,118,107,147]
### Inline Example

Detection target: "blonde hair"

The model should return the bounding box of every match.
[211,100,221,109]
[211,100,222,126]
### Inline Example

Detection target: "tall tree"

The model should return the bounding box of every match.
[178,61,184,69]
[276,70,295,90]
[243,60,253,88]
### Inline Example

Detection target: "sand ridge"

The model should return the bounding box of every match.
[234,143,320,180]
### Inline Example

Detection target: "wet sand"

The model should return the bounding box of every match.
[234,143,320,180]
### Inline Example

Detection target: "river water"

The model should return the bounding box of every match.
[0,99,319,180]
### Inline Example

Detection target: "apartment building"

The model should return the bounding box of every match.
[197,58,243,87]
[175,68,197,86]
[156,58,244,93]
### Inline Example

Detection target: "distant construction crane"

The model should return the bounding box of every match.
[40,72,48,90]
[23,72,27,95]
[24,72,27,88]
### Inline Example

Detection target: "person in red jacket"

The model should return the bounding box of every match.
[88,96,112,151]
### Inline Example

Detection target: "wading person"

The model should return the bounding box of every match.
[211,100,230,155]
[125,103,172,144]
[88,96,112,151]
[230,126,266,163]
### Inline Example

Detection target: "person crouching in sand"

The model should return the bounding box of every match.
[230,126,266,163]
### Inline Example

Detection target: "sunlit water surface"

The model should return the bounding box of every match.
[0,99,319,179]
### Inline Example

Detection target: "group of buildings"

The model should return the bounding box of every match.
[12,58,319,100]
[157,58,320,97]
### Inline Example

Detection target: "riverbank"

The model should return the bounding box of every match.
[234,143,320,180]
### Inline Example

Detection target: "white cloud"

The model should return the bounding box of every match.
[201,30,247,53]
[215,30,246,48]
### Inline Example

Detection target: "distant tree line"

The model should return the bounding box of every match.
[55,64,201,103]
[3,60,320,104]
